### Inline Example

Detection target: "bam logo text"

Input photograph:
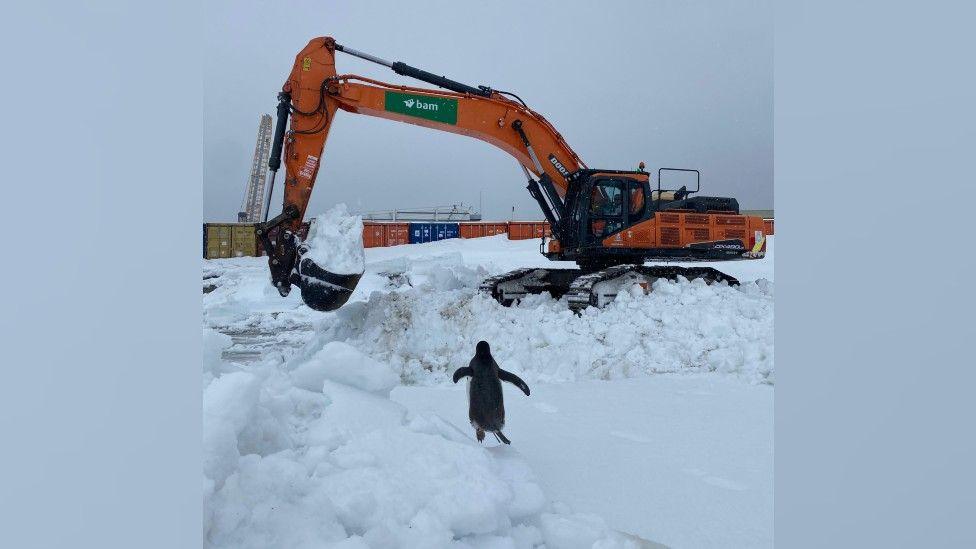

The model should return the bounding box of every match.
[403,98,439,111]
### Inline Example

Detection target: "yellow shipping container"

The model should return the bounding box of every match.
[204,223,257,259]
[231,225,257,257]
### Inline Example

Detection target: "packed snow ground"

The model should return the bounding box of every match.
[203,232,773,548]
[393,376,772,548]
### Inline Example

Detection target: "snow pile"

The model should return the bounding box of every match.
[203,329,648,548]
[303,204,365,275]
[303,274,774,386]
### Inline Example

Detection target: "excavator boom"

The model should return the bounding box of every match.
[273,37,581,230]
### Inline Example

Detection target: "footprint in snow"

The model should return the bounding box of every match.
[610,430,652,443]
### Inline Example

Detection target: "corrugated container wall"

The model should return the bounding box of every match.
[507,221,552,240]
[409,222,460,244]
[363,222,410,248]
[204,223,259,258]
[206,217,768,257]
[460,222,509,238]
[362,223,384,248]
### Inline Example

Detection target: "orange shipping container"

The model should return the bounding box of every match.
[362,223,385,248]
[507,221,551,240]
[362,222,410,248]
[460,222,509,238]
[459,223,483,239]
[763,219,774,235]
[487,223,508,236]
[385,223,410,246]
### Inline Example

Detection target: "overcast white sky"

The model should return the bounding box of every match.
[204,0,772,221]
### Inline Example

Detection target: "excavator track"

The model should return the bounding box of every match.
[479,268,536,305]
[480,265,739,312]
[479,268,576,305]
[565,265,739,313]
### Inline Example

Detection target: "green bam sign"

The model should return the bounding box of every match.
[384,91,458,125]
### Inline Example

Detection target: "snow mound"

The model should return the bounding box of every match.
[204,327,646,548]
[291,340,400,395]
[305,275,774,386]
[303,204,365,275]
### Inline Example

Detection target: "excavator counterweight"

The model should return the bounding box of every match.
[257,36,766,312]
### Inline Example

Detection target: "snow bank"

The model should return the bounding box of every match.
[291,340,399,395]
[203,325,646,548]
[303,270,774,386]
[303,204,365,275]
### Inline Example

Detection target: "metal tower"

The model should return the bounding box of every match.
[238,114,274,222]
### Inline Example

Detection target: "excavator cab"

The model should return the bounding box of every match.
[547,169,654,266]
[544,167,742,268]
[580,176,642,243]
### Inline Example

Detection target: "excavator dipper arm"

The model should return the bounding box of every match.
[258,36,586,310]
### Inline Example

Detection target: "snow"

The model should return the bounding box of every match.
[303,204,366,275]
[310,273,772,386]
[393,376,772,548]
[291,341,400,395]
[203,328,648,549]
[203,235,773,548]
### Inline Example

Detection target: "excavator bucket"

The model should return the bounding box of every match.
[260,227,362,312]
[290,252,362,312]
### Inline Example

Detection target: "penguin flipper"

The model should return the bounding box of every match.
[498,369,531,396]
[452,366,473,384]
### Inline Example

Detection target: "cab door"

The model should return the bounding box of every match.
[583,178,625,245]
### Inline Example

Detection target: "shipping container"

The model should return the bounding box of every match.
[362,222,410,248]
[763,219,774,236]
[409,223,430,244]
[386,223,410,246]
[204,223,259,259]
[507,221,551,240]
[408,222,460,244]
[434,222,459,240]
[459,222,509,238]
[362,223,385,248]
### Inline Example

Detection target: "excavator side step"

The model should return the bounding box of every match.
[480,265,739,313]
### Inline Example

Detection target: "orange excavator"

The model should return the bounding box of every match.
[257,37,766,313]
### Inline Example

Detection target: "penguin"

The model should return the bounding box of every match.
[452,341,531,444]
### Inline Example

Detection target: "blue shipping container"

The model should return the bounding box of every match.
[409,223,430,243]
[409,222,460,244]
[434,222,459,240]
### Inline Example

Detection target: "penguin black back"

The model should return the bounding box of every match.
[452,341,531,444]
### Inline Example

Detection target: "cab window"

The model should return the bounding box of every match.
[590,181,623,216]
[628,179,645,217]
[589,179,624,238]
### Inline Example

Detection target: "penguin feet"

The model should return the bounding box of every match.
[476,428,485,442]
